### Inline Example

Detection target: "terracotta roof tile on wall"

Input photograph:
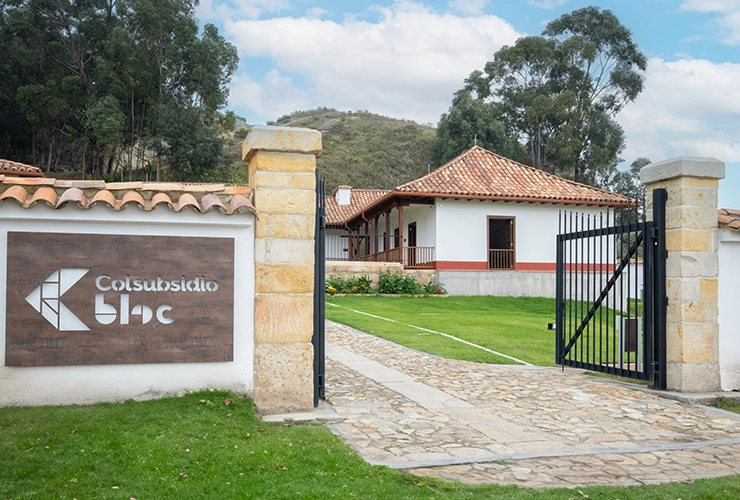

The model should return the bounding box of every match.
[0,176,255,216]
[325,188,391,226]
[396,146,629,206]
[0,159,44,177]
[718,208,740,231]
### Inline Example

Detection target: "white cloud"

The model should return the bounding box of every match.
[195,0,291,22]
[449,0,489,16]
[680,0,740,45]
[227,71,312,121]
[527,0,568,10]
[225,1,521,124]
[680,0,740,13]
[618,57,740,165]
[306,7,328,19]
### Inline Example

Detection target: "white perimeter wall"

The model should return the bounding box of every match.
[0,203,255,406]
[719,228,740,391]
[435,199,606,264]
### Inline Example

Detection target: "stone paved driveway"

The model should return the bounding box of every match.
[323,321,740,487]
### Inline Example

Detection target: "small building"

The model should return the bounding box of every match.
[326,146,631,296]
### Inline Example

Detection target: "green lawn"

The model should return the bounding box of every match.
[2,390,740,499]
[327,295,557,366]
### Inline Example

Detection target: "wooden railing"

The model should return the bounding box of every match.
[362,247,401,263]
[328,236,435,268]
[488,249,514,269]
[404,246,435,269]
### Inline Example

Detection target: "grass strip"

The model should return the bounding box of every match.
[2,391,740,499]
[328,302,531,365]
[327,295,557,366]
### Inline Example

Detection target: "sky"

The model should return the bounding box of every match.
[196,0,740,207]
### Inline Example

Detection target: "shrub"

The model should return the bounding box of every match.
[327,274,372,294]
[422,280,447,295]
[398,275,423,295]
[377,270,402,294]
[329,272,446,295]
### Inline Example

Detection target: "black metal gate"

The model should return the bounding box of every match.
[312,169,326,406]
[555,189,667,389]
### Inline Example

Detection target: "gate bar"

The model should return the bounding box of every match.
[313,170,326,405]
[555,214,564,365]
[652,188,668,390]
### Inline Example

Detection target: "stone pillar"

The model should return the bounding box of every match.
[641,157,725,392]
[243,125,322,413]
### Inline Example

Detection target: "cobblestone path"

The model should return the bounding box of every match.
[324,321,740,487]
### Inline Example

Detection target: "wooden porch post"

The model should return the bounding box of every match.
[398,204,404,266]
[384,210,390,256]
[364,221,369,256]
[373,215,379,257]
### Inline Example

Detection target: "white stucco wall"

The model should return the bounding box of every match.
[719,228,740,391]
[0,203,255,406]
[326,229,348,260]
[434,199,607,265]
[403,203,436,248]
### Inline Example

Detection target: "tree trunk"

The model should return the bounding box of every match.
[46,139,53,172]
[129,89,135,181]
[31,128,36,167]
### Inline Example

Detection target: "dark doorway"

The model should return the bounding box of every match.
[407,222,417,266]
[487,217,514,269]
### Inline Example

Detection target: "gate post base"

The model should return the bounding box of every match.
[666,362,721,393]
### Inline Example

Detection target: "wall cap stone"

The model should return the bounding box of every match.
[242,126,322,162]
[641,157,725,185]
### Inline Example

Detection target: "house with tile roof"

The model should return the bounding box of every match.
[326,146,633,296]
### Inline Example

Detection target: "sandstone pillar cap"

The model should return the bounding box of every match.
[641,157,725,185]
[242,126,322,162]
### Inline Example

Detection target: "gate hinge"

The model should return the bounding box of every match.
[650,227,659,239]
[651,362,660,374]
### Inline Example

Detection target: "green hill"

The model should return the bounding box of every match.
[268,108,436,191]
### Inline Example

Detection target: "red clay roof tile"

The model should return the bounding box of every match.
[395,146,628,205]
[201,193,227,213]
[104,181,143,190]
[229,194,257,215]
[718,208,740,232]
[325,147,633,226]
[151,192,174,209]
[325,188,391,226]
[0,185,28,204]
[4,177,54,186]
[224,186,251,195]
[29,187,58,208]
[0,159,44,177]
[120,191,146,210]
[56,187,87,209]
[0,175,254,216]
[90,190,117,210]
[54,179,105,189]
[174,193,200,212]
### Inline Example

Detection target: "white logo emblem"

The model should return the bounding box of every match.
[25,269,90,331]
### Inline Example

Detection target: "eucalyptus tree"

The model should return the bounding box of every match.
[432,70,520,167]
[433,6,647,187]
[0,0,239,182]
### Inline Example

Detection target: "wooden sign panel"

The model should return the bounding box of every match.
[5,232,235,367]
